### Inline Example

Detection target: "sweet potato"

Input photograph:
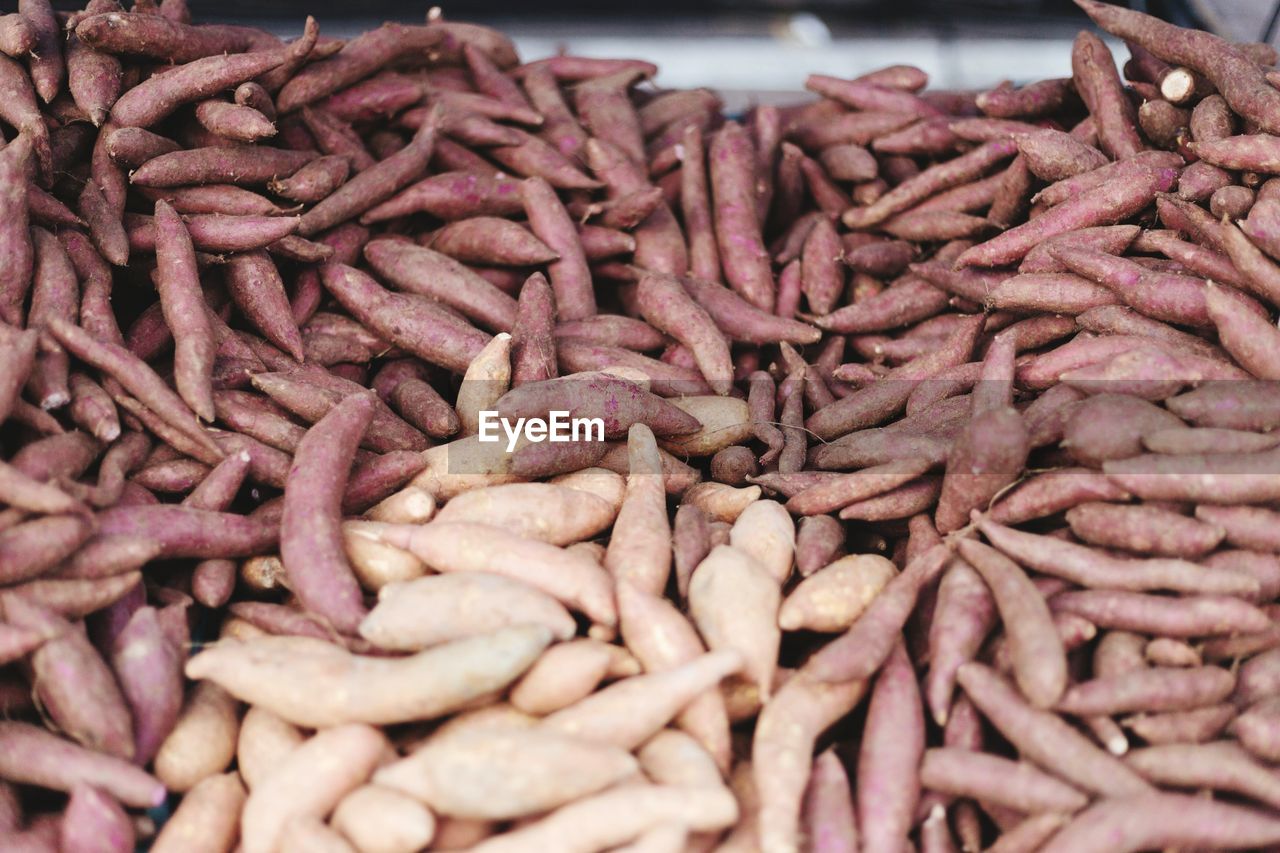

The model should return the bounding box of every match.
[934,407,1028,533]
[240,724,386,853]
[1206,283,1280,379]
[856,643,924,853]
[848,140,1018,231]
[1041,791,1280,853]
[754,672,867,853]
[1058,666,1235,716]
[1123,703,1236,745]
[1052,589,1269,637]
[957,662,1151,797]
[6,595,133,760]
[188,626,551,727]
[959,165,1177,267]
[0,722,164,807]
[710,122,773,310]
[151,772,245,853]
[808,544,951,683]
[360,572,574,651]
[111,605,183,765]
[508,639,619,715]
[1066,501,1224,558]
[60,783,134,853]
[921,747,1088,813]
[689,545,780,695]
[377,727,636,820]
[328,785,434,853]
[959,539,1066,708]
[470,784,736,853]
[154,681,239,793]
[112,51,283,128]
[235,707,303,792]
[320,263,490,374]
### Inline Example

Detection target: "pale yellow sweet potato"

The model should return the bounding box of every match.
[616,579,733,773]
[779,554,899,633]
[541,650,743,750]
[150,772,246,853]
[430,704,538,742]
[154,682,240,793]
[364,486,436,525]
[689,546,781,698]
[408,434,524,500]
[467,784,738,853]
[754,672,869,853]
[434,482,615,545]
[361,572,576,651]
[605,424,672,595]
[277,817,356,853]
[456,332,512,435]
[186,627,552,727]
[241,724,388,853]
[236,706,304,791]
[683,482,761,522]
[728,499,796,583]
[509,639,616,715]
[342,521,427,590]
[549,466,626,512]
[374,728,637,820]
[636,730,723,789]
[661,396,752,456]
[331,784,437,853]
[611,823,689,853]
[368,521,617,626]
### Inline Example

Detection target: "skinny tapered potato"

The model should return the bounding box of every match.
[541,649,743,749]
[467,784,738,853]
[754,672,868,853]
[616,579,734,772]
[605,423,672,594]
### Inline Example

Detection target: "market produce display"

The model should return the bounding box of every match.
[5,0,1280,848]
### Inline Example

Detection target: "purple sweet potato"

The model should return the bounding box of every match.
[280,392,374,634]
[6,595,134,760]
[111,606,183,765]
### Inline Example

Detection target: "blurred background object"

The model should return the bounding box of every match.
[73,1,1280,108]
[1192,0,1280,46]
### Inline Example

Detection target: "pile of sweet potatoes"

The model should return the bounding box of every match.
[4,0,1280,849]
